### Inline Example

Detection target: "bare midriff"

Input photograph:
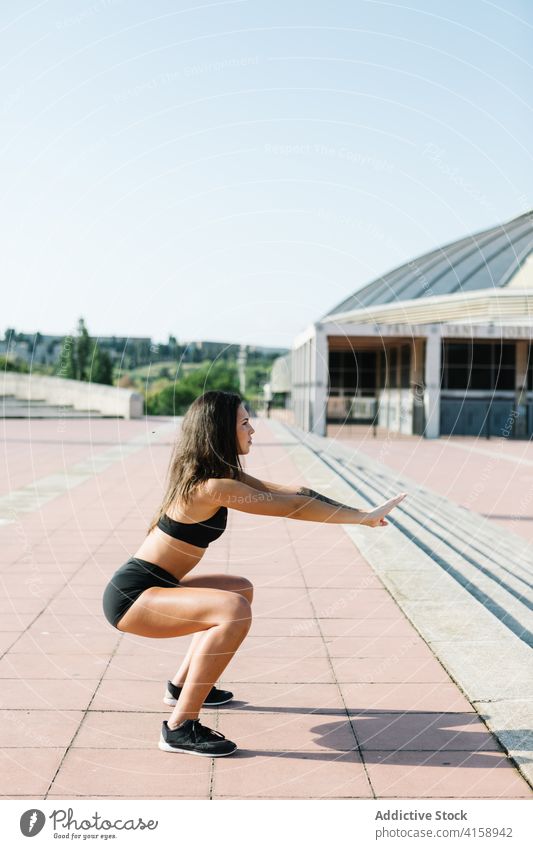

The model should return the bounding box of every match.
[132,527,206,581]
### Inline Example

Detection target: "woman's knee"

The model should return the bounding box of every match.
[235,576,254,604]
[220,592,252,631]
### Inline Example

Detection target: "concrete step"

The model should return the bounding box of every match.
[1,404,105,418]
[1,395,105,418]
[319,452,533,649]
[347,460,533,582]
[303,430,533,572]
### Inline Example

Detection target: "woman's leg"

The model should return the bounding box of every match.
[170,574,254,687]
[116,584,252,726]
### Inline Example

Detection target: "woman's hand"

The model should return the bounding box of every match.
[362,492,407,527]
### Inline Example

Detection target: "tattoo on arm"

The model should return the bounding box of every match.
[296,486,349,509]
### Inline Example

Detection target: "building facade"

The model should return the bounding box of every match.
[291,210,533,438]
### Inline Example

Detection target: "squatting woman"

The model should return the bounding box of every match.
[102,390,406,756]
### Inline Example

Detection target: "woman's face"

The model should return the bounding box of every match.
[236,403,255,454]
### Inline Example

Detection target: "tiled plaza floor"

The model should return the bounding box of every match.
[0,416,531,799]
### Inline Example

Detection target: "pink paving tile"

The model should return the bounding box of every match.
[9,632,121,654]
[214,682,345,713]
[49,749,211,797]
[1,562,80,575]
[0,709,83,747]
[247,571,307,588]
[318,617,416,637]
[0,653,109,679]
[220,711,357,752]
[310,588,402,619]
[89,680,170,712]
[0,575,67,597]
[0,748,66,795]
[212,750,372,798]
[0,632,21,652]
[27,613,110,640]
[0,598,47,614]
[339,682,476,713]
[113,633,192,657]
[0,678,100,710]
[22,554,89,566]
[251,593,315,618]
[26,613,110,635]
[365,751,533,798]
[350,712,501,752]
[0,613,39,631]
[298,555,375,570]
[55,584,107,599]
[302,569,384,589]
[0,796,49,799]
[330,656,451,683]
[45,794,209,799]
[72,711,167,749]
[323,635,437,659]
[250,618,322,637]
[46,598,104,615]
[103,654,187,681]
[220,656,335,684]
[236,635,328,658]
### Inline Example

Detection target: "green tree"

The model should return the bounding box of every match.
[91,344,114,385]
[76,318,92,381]
[145,361,240,415]
[55,320,113,384]
[54,335,77,379]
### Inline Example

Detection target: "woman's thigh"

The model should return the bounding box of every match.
[179,573,254,602]
[116,584,249,638]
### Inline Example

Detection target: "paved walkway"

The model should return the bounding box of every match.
[0,416,531,799]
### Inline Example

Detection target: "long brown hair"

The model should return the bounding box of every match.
[147,390,245,533]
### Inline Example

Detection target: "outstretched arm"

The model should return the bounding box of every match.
[238,471,349,507]
[294,485,352,509]
[201,477,406,527]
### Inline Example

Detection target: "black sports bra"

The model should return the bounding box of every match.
[157,505,228,548]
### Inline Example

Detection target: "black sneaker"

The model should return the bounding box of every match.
[159,719,237,756]
[163,680,234,707]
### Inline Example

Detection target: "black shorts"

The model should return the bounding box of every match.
[102,557,182,630]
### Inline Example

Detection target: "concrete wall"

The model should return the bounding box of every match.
[1,373,143,419]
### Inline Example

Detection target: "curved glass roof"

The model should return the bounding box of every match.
[324,210,533,317]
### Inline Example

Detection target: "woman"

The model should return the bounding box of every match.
[102,390,406,757]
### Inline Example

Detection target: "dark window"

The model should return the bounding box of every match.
[388,348,398,388]
[400,344,411,388]
[469,368,491,390]
[328,350,376,395]
[378,350,385,389]
[444,343,472,367]
[495,368,515,390]
[329,370,342,388]
[471,345,492,367]
[446,367,469,390]
[441,341,515,391]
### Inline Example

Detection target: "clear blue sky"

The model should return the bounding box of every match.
[2,0,532,348]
